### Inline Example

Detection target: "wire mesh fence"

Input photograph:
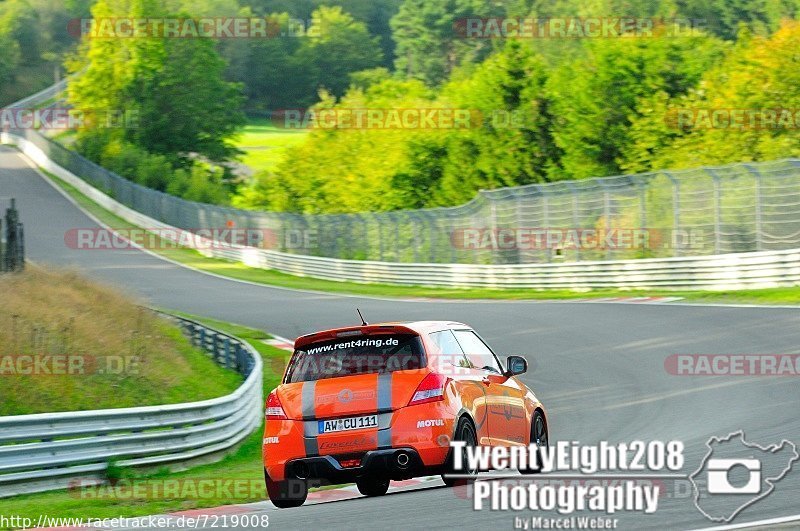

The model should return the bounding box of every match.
[11,128,800,265]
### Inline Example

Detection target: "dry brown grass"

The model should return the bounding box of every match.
[0,267,241,415]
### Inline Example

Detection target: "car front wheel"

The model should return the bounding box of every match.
[520,410,548,475]
[442,416,479,487]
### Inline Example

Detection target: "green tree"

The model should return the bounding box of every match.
[294,6,383,99]
[391,0,501,85]
[432,40,560,205]
[0,0,40,63]
[623,21,800,170]
[69,0,245,165]
[675,0,800,40]
[224,11,313,111]
[547,31,725,179]
[130,32,246,163]
[0,32,20,95]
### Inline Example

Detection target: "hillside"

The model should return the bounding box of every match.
[0,268,241,415]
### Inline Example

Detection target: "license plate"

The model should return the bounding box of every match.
[318,415,378,434]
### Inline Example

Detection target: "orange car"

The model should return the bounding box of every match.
[262,320,548,508]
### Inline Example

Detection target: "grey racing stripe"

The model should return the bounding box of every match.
[377,372,393,448]
[301,381,318,455]
[377,372,392,412]
[301,380,316,420]
[304,435,319,456]
[378,428,392,449]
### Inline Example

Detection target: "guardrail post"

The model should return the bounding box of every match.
[423,211,435,263]
[448,211,458,263]
[598,181,613,260]
[740,164,764,251]
[233,343,242,373]
[664,172,681,257]
[224,337,233,369]
[540,186,551,263]
[393,212,401,262]
[376,214,384,261]
[3,198,23,272]
[567,183,581,262]
[489,200,498,265]
[755,173,763,251]
[637,178,648,256]
[0,217,4,273]
[744,165,764,251]
[709,170,722,254]
[410,212,420,263]
[637,179,646,229]
[16,223,24,271]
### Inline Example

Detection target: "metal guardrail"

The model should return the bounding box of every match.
[15,124,800,265]
[0,313,264,498]
[5,129,800,291]
[4,82,800,290]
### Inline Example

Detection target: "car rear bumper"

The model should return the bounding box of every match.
[264,402,455,480]
[282,447,438,483]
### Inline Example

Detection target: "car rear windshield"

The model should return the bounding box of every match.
[285,334,425,383]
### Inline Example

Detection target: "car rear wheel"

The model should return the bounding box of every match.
[356,476,390,497]
[265,472,308,508]
[442,416,479,487]
[520,410,548,475]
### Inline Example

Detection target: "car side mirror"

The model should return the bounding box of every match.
[505,355,527,377]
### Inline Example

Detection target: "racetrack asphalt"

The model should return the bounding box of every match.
[1,145,799,530]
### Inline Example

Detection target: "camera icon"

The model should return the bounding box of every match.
[707,458,761,494]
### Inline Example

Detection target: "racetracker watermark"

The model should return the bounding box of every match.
[453,17,707,39]
[450,228,704,251]
[665,108,800,130]
[0,515,271,530]
[665,354,800,376]
[272,108,548,130]
[64,228,318,251]
[0,108,138,130]
[69,17,324,39]
[272,108,482,130]
[0,354,140,376]
[67,478,266,500]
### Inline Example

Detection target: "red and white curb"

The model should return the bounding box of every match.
[556,296,685,304]
[263,337,294,352]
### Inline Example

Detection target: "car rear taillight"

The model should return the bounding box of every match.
[339,458,361,468]
[265,390,287,420]
[408,372,450,406]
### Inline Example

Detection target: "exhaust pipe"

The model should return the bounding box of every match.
[293,462,309,480]
[396,452,410,469]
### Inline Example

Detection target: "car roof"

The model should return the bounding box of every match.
[293,320,469,349]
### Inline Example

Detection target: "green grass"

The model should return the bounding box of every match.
[0,268,242,415]
[232,118,308,173]
[43,169,800,305]
[0,314,290,528]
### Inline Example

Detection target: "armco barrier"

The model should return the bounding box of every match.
[3,129,800,290]
[0,313,263,498]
